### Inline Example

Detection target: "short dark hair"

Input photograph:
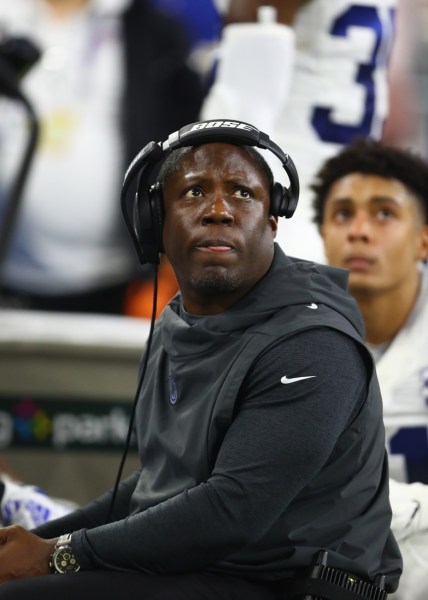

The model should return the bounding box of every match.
[157,144,274,190]
[311,138,428,227]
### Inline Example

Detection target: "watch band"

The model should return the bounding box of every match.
[58,533,73,546]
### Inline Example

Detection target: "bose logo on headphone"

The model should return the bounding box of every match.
[121,119,300,265]
[185,121,257,133]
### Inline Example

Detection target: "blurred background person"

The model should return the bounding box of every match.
[201,0,398,263]
[148,0,222,82]
[312,138,428,600]
[0,0,204,314]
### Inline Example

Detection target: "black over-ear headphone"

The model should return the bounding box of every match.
[121,119,300,265]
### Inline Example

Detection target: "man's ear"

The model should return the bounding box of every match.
[269,215,278,238]
[416,225,428,262]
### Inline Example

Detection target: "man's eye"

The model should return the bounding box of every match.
[333,209,352,222]
[184,188,202,198]
[234,188,252,200]
[376,208,394,221]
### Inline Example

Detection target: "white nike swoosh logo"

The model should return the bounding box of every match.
[281,375,316,384]
[306,303,318,309]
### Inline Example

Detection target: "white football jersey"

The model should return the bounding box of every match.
[372,267,428,485]
[375,269,428,600]
[273,0,397,261]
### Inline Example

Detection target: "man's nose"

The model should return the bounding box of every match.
[201,194,234,225]
[348,212,371,242]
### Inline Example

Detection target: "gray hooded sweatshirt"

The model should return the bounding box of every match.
[35,246,402,592]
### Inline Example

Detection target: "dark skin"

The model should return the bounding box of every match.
[224,0,312,25]
[0,527,55,582]
[162,143,278,315]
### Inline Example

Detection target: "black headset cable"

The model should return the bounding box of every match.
[105,262,159,523]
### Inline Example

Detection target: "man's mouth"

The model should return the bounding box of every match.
[195,240,235,253]
[345,255,375,271]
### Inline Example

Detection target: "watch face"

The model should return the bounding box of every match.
[53,546,80,573]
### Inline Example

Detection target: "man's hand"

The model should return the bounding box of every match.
[0,525,57,582]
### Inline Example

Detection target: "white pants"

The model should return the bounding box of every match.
[390,532,428,599]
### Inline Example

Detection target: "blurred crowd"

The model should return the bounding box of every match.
[0,0,427,317]
[1,2,428,598]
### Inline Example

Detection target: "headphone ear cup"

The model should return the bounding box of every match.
[132,183,165,264]
[270,181,286,217]
[270,181,298,219]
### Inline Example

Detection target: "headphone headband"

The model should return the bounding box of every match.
[166,120,270,149]
[121,119,300,264]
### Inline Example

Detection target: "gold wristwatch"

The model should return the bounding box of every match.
[49,533,81,574]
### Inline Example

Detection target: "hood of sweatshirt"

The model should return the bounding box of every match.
[161,244,364,359]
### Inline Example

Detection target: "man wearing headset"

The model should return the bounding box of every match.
[0,121,401,599]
